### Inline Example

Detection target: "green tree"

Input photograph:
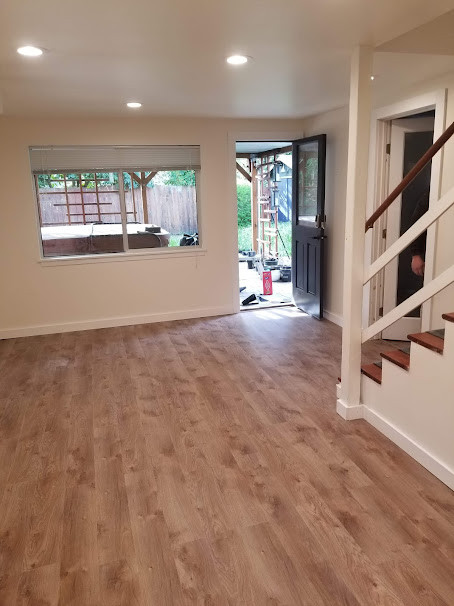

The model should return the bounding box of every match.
[163,170,196,186]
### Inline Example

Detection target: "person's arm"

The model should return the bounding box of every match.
[411,252,425,276]
[410,192,429,276]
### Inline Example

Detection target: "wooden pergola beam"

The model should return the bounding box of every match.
[236,145,292,161]
[257,144,292,157]
[144,171,157,185]
[236,161,251,182]
[131,173,142,186]
[131,171,157,187]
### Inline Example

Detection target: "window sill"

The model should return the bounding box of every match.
[38,247,207,267]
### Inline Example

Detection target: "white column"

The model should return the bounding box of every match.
[337,46,373,420]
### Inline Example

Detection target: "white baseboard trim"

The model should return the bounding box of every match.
[324,310,343,327]
[0,305,235,339]
[336,398,364,420]
[363,406,454,491]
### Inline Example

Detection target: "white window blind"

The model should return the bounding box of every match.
[29,145,201,173]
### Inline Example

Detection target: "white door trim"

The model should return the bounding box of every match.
[364,90,447,334]
[382,117,434,340]
[228,130,304,314]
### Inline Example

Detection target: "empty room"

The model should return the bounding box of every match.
[1,1,454,604]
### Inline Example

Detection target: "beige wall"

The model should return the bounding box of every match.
[0,116,307,337]
[302,106,349,325]
[5,74,448,339]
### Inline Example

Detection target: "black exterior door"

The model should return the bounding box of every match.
[292,135,326,318]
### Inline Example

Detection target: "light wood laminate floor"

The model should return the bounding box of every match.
[0,307,453,605]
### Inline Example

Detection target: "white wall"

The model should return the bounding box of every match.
[372,64,454,326]
[302,61,454,330]
[0,116,304,337]
[303,106,350,326]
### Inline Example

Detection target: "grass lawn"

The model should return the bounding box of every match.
[169,234,183,246]
[238,221,292,259]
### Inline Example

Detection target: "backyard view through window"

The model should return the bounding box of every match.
[31,145,200,258]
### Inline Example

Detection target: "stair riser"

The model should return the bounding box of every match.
[364,344,454,462]
[443,321,454,358]
[360,314,454,488]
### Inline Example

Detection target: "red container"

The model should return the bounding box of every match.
[262,270,273,295]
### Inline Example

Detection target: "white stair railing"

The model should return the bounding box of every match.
[363,265,454,342]
[362,183,454,342]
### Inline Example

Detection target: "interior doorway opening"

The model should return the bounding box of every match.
[236,141,294,310]
[382,110,435,340]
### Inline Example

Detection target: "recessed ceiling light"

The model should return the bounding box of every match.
[126,102,142,109]
[370,75,375,81]
[226,55,248,66]
[17,45,43,57]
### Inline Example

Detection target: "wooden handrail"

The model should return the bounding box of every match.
[365,120,454,232]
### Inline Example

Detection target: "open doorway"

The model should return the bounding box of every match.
[236,142,293,309]
[382,112,435,339]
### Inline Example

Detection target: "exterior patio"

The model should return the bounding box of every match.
[238,258,293,309]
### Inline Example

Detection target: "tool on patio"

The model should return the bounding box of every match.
[241,293,259,306]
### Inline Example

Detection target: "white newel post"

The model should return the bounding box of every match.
[337,46,373,420]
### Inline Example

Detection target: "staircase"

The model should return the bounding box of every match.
[360,312,454,489]
[361,328,447,383]
[337,118,454,491]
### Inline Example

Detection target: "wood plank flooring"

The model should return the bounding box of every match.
[0,306,453,605]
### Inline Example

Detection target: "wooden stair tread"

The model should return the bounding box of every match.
[361,363,382,384]
[380,349,410,370]
[408,331,444,354]
[428,328,445,339]
[360,311,451,387]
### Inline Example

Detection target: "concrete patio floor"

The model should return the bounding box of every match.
[238,259,293,309]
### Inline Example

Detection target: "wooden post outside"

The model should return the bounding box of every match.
[130,173,137,222]
[251,161,258,252]
[78,173,87,224]
[63,174,71,225]
[337,46,373,420]
[141,172,149,224]
[94,173,102,222]
[34,175,44,227]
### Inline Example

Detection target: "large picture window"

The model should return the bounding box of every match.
[30,146,200,258]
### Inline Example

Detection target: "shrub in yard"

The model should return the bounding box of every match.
[237,184,251,228]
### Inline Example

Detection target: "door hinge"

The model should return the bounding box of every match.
[385,143,391,154]
[379,306,383,317]
[382,228,387,239]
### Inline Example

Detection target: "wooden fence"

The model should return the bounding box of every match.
[38,185,198,234]
[146,186,197,234]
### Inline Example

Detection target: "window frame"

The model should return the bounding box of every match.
[32,162,204,263]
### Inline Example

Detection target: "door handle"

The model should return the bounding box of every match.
[311,235,327,240]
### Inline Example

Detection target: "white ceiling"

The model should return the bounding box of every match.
[1,0,454,118]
